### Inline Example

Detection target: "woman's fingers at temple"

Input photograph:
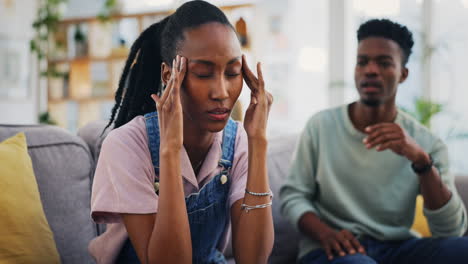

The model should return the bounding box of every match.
[242,55,260,106]
[158,58,177,109]
[169,56,180,105]
[242,55,257,91]
[151,55,187,112]
[256,62,265,93]
[173,55,187,100]
[159,60,175,104]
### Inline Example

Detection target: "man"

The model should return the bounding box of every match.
[280,19,468,264]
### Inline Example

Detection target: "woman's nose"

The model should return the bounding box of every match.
[210,76,229,101]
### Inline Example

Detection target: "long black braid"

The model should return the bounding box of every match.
[104,0,234,131]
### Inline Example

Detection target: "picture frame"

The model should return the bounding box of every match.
[0,37,31,100]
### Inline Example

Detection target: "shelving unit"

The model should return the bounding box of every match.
[46,3,254,132]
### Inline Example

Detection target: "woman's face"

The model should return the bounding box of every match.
[162,22,243,133]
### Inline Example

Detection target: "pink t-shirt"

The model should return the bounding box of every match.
[89,116,248,264]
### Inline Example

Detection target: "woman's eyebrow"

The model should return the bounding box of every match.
[227,56,242,65]
[189,59,214,66]
[188,56,241,66]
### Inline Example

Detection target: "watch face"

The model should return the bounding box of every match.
[412,155,433,174]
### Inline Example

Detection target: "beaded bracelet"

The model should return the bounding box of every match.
[245,189,273,198]
[241,202,273,213]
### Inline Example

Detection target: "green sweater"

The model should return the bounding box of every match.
[279,104,467,259]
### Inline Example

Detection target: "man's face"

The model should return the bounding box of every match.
[354,37,408,107]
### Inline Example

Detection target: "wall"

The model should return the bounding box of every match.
[0,0,104,125]
[0,0,38,124]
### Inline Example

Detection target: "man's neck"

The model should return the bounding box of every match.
[349,101,398,133]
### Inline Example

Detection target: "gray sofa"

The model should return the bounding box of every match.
[1,122,467,264]
[0,124,96,264]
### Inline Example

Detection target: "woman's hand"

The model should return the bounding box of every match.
[242,55,273,140]
[151,55,187,151]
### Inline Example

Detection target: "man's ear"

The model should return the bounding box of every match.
[399,67,409,84]
[161,62,172,85]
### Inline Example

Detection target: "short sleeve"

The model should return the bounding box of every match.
[227,123,249,208]
[90,121,158,224]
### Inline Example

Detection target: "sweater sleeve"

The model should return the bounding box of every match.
[424,139,468,237]
[279,117,321,232]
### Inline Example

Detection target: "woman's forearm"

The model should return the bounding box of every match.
[148,148,192,264]
[233,137,274,263]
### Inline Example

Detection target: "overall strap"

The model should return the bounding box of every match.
[218,119,238,170]
[144,111,160,175]
[144,112,238,175]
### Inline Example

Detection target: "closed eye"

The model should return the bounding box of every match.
[192,72,213,79]
[226,72,241,77]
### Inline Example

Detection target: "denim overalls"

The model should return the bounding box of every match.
[117,111,237,264]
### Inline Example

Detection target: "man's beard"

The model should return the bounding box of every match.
[360,98,382,107]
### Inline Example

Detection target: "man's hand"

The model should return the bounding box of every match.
[318,229,366,260]
[363,123,429,164]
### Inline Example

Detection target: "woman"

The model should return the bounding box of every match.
[89,1,274,263]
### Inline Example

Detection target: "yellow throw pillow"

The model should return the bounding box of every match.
[0,133,60,264]
[411,195,432,237]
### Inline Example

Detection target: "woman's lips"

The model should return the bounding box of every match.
[207,108,230,121]
[207,112,230,121]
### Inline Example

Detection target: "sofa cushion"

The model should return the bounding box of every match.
[267,135,301,264]
[0,125,97,264]
[411,195,432,237]
[0,133,61,263]
[77,120,111,236]
[78,120,110,164]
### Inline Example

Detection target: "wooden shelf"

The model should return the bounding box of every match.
[60,10,171,25]
[45,2,255,132]
[49,54,128,64]
[58,3,254,25]
[48,96,115,104]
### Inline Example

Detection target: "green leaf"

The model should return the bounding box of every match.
[39,112,57,125]
[30,0,68,60]
[413,98,443,128]
[105,0,117,8]
[30,40,37,51]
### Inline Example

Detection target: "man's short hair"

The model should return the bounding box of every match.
[357,19,414,66]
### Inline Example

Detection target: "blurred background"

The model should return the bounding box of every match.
[1,0,467,174]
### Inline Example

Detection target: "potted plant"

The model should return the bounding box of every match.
[401,97,443,129]
[30,0,68,62]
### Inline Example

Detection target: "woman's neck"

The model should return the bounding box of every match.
[349,101,398,133]
[182,118,215,174]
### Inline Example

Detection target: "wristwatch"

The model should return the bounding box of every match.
[411,154,433,174]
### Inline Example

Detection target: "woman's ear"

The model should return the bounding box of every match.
[161,62,171,85]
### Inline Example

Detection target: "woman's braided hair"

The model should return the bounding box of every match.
[105,0,234,131]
